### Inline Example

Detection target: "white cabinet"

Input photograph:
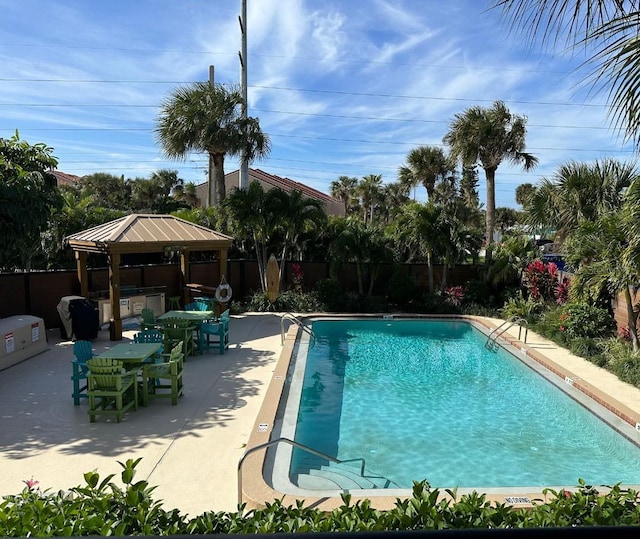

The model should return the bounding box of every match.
[0,315,48,370]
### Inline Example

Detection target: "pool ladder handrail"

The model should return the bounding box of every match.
[485,316,528,350]
[237,437,366,506]
[280,312,317,346]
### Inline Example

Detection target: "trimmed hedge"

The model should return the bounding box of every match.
[2,460,640,536]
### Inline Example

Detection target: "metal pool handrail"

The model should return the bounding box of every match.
[485,315,528,350]
[280,312,317,345]
[237,437,366,506]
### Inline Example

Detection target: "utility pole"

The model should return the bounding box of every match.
[238,0,249,189]
[208,65,216,207]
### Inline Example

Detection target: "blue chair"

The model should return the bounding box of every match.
[132,329,164,362]
[185,301,209,312]
[71,340,93,405]
[200,309,230,354]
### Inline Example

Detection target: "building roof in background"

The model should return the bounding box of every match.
[52,170,81,186]
[248,168,338,204]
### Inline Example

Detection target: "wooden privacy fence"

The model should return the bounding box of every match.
[0,260,481,331]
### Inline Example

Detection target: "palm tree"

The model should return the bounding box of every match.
[224,181,278,291]
[391,201,444,294]
[329,176,358,216]
[443,100,538,260]
[155,82,270,206]
[330,218,390,295]
[565,213,640,351]
[270,189,327,285]
[525,159,637,243]
[494,1,640,147]
[358,174,383,223]
[398,146,454,200]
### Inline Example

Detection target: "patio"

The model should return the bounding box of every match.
[0,312,283,518]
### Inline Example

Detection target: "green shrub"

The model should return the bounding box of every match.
[386,270,417,308]
[244,290,324,313]
[314,278,345,311]
[4,463,640,536]
[610,353,640,387]
[567,337,607,366]
[500,292,543,322]
[561,303,616,340]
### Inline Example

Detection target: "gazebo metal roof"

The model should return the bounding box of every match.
[65,213,233,254]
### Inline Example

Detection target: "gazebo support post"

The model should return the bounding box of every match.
[75,251,89,298]
[219,248,228,282]
[109,252,122,341]
[180,250,190,307]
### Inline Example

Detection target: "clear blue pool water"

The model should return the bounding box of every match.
[291,319,640,488]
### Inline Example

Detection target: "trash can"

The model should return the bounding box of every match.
[68,299,100,340]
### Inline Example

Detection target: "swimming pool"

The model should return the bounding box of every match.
[271,318,640,495]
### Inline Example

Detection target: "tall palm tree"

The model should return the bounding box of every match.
[329,176,358,216]
[155,82,270,206]
[358,174,383,223]
[494,1,640,147]
[443,100,538,260]
[398,145,454,200]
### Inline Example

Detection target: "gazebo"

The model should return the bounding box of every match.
[65,214,233,341]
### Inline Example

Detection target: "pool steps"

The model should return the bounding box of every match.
[293,456,400,490]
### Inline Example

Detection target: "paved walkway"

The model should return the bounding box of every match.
[0,313,283,518]
[2,313,640,518]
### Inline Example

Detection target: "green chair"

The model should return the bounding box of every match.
[194,296,214,310]
[132,329,164,362]
[167,296,181,311]
[160,318,196,358]
[86,358,138,423]
[71,340,93,405]
[141,341,184,406]
[140,308,158,331]
[200,309,230,354]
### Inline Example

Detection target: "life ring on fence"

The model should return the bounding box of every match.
[215,282,232,303]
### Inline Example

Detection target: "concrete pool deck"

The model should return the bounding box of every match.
[1,313,640,516]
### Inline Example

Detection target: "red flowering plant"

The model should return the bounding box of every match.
[554,278,570,305]
[522,259,558,302]
[444,286,465,307]
[291,263,304,291]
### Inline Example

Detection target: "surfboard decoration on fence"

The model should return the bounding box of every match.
[266,255,280,303]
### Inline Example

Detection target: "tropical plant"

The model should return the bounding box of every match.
[398,145,454,200]
[155,82,270,206]
[329,175,359,216]
[0,132,63,271]
[130,169,184,213]
[269,189,327,285]
[224,181,280,291]
[443,100,538,260]
[390,202,445,293]
[76,172,131,210]
[494,1,640,147]
[484,234,537,289]
[564,212,640,351]
[358,174,384,224]
[330,218,391,295]
[525,159,637,244]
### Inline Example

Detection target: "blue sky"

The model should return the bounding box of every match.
[1,0,635,208]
